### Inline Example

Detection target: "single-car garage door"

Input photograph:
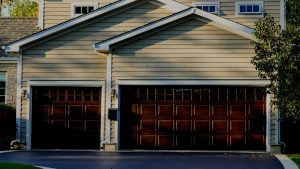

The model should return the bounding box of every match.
[120,86,266,150]
[32,87,101,149]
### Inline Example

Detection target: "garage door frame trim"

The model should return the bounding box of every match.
[26,80,105,150]
[115,79,271,152]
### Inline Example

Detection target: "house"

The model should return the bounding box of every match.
[0,17,39,108]
[2,0,284,152]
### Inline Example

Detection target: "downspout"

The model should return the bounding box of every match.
[278,0,287,153]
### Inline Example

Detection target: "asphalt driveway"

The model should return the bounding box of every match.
[0,151,283,169]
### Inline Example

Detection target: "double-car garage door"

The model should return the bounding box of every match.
[120,86,266,150]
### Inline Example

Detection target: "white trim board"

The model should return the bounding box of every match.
[116,79,270,86]
[94,8,255,52]
[3,0,188,53]
[25,80,105,150]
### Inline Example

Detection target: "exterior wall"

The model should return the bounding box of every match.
[43,0,280,29]
[20,1,172,143]
[0,62,17,107]
[177,0,280,28]
[111,16,277,146]
[44,0,117,28]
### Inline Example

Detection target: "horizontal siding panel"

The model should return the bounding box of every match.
[113,71,258,77]
[119,44,252,49]
[111,53,254,58]
[112,62,255,68]
[24,49,98,55]
[112,57,252,63]
[127,39,252,45]
[115,49,254,54]
[23,72,106,78]
[23,67,106,73]
[113,67,255,72]
[23,63,106,68]
[23,58,106,64]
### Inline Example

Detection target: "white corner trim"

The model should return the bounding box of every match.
[280,0,286,29]
[116,79,270,86]
[94,8,194,52]
[26,80,105,150]
[115,85,121,150]
[105,50,112,143]
[15,53,22,141]
[94,7,255,51]
[4,0,189,53]
[100,85,106,148]
[266,94,271,152]
[38,0,44,29]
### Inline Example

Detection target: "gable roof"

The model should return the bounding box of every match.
[0,17,39,57]
[2,0,188,53]
[94,8,255,52]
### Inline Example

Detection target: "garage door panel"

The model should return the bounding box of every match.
[68,120,82,131]
[141,104,155,115]
[120,86,265,150]
[158,135,173,148]
[230,120,245,131]
[212,120,227,132]
[194,135,210,148]
[176,120,191,132]
[69,105,82,118]
[194,120,210,132]
[212,135,228,148]
[212,105,227,116]
[140,135,155,147]
[158,120,173,131]
[32,87,101,149]
[52,105,66,118]
[176,105,191,115]
[194,105,210,117]
[230,105,246,116]
[176,135,192,148]
[140,119,156,130]
[158,105,173,115]
[230,135,246,148]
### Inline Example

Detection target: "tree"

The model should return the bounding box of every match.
[1,0,38,17]
[251,0,300,120]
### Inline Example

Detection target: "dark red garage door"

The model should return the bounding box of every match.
[32,87,101,149]
[120,86,266,150]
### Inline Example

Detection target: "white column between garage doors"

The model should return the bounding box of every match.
[26,80,105,150]
[114,79,271,151]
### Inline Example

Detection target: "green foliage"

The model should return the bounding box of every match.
[251,0,300,120]
[4,0,38,17]
[0,162,41,169]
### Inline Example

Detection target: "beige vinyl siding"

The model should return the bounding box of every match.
[112,17,259,80]
[177,0,280,28]
[44,0,117,28]
[20,1,172,143]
